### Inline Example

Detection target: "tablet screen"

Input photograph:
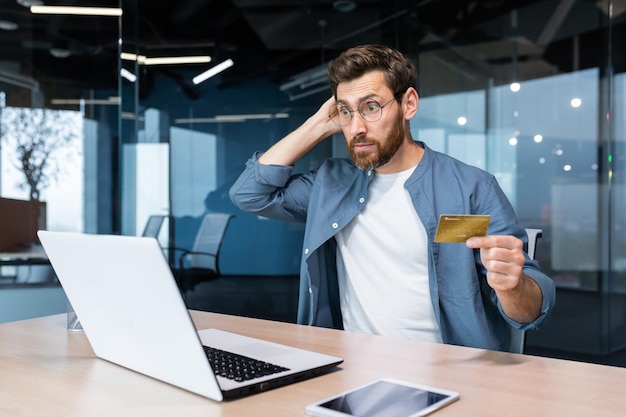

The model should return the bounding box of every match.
[306,379,459,417]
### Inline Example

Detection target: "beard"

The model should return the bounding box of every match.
[348,110,405,170]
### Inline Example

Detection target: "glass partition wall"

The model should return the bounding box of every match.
[0,2,119,235]
[4,1,624,365]
[118,0,626,365]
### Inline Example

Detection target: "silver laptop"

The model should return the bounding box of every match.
[37,230,342,401]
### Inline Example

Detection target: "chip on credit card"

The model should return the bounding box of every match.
[434,214,491,243]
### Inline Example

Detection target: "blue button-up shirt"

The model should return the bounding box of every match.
[229,142,556,351]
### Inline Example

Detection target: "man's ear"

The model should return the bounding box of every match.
[402,87,419,120]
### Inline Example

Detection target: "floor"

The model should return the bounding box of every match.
[183,274,626,368]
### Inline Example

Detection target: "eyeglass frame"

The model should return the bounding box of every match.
[329,92,403,126]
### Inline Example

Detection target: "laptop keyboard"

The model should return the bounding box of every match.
[203,346,290,382]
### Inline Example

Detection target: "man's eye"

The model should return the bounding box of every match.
[339,108,351,116]
[365,102,380,112]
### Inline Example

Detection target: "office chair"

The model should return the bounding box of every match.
[508,228,543,354]
[176,212,234,295]
[141,215,167,238]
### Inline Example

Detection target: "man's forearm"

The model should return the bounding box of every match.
[496,273,543,324]
[259,97,340,166]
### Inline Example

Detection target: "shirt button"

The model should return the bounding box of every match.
[308,287,313,294]
[367,170,372,176]
[332,223,339,229]
[304,248,309,254]
[359,197,365,203]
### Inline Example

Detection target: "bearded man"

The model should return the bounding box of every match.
[229,44,555,352]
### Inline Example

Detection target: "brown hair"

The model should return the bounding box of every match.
[327,44,417,98]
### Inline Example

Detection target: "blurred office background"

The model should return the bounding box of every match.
[0,0,625,365]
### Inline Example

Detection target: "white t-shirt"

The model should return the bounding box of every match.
[335,166,442,343]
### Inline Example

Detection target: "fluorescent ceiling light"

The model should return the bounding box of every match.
[175,113,289,124]
[51,97,120,105]
[121,52,148,65]
[30,6,122,16]
[121,52,146,62]
[50,47,71,58]
[121,112,145,121]
[192,59,234,85]
[144,56,211,65]
[120,68,136,82]
[120,53,211,66]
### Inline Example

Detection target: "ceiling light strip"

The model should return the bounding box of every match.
[30,6,122,16]
[175,113,288,124]
[51,97,120,105]
[120,53,211,66]
[120,52,145,62]
[120,68,136,82]
[192,59,234,85]
[144,56,211,65]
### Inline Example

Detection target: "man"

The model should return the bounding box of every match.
[229,44,555,351]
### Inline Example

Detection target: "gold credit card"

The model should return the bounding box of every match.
[434,214,491,243]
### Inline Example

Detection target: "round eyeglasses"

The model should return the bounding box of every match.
[330,96,397,126]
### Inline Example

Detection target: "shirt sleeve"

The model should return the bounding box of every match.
[479,175,556,330]
[228,152,315,222]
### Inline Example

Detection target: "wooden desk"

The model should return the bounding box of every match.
[1,311,625,417]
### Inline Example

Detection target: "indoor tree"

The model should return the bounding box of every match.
[0,107,82,201]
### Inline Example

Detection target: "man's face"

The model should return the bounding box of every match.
[348,108,404,170]
[336,71,406,170]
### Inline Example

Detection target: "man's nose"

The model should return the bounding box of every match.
[347,113,367,136]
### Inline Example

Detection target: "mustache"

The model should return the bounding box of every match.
[351,135,374,146]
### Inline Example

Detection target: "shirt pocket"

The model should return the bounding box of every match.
[435,250,481,301]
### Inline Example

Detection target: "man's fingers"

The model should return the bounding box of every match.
[466,235,523,251]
